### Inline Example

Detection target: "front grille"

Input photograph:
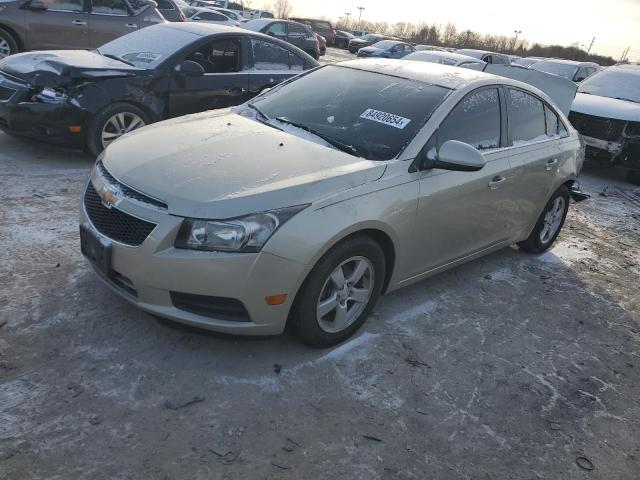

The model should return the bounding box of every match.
[97,161,167,210]
[170,292,251,322]
[569,111,626,142]
[84,182,157,246]
[0,85,15,101]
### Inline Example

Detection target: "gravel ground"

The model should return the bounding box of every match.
[1,51,639,478]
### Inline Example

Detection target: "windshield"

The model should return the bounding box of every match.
[371,40,398,49]
[249,66,451,160]
[531,61,578,80]
[311,20,332,29]
[578,68,640,103]
[98,26,198,68]
[362,34,383,42]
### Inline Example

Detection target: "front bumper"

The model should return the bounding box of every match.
[583,134,640,170]
[79,182,308,336]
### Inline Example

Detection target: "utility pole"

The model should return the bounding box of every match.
[357,6,365,30]
[513,29,522,51]
[620,46,630,63]
[586,36,595,54]
[344,11,351,29]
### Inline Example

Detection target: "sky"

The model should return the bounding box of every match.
[265,0,639,61]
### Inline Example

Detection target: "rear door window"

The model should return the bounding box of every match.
[507,88,547,145]
[46,0,84,11]
[250,39,292,70]
[91,0,128,15]
[436,87,502,151]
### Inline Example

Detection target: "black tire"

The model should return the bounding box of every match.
[86,102,150,158]
[0,27,19,58]
[518,185,570,254]
[627,169,640,186]
[290,235,386,348]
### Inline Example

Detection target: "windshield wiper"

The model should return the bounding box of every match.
[100,52,135,67]
[247,102,270,122]
[274,117,362,158]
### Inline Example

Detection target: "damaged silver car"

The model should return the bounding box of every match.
[80,59,583,347]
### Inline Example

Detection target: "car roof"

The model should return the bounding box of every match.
[156,21,238,36]
[407,50,485,64]
[536,58,599,67]
[608,64,640,74]
[337,58,500,89]
[457,49,505,58]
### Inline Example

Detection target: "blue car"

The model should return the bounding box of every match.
[356,40,416,59]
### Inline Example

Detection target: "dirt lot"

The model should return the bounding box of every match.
[1,48,640,479]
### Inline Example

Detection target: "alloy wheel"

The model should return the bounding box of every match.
[539,196,565,244]
[316,256,375,333]
[101,112,146,149]
[0,38,11,59]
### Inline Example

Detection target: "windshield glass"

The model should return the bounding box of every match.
[249,66,451,160]
[578,68,640,103]
[363,34,383,42]
[311,20,332,29]
[531,61,578,80]
[98,26,198,68]
[371,40,397,49]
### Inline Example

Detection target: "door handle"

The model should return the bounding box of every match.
[125,23,138,29]
[545,158,559,171]
[72,20,87,25]
[488,176,506,190]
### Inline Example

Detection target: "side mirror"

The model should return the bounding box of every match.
[432,140,486,172]
[29,0,48,10]
[175,60,205,77]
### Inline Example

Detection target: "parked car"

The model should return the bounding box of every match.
[334,30,354,49]
[513,56,545,68]
[348,33,392,54]
[357,40,415,59]
[157,0,188,22]
[404,50,486,71]
[0,23,318,155]
[569,64,640,184]
[456,49,511,65]
[79,59,582,347]
[289,18,336,46]
[350,29,369,37]
[0,0,166,58]
[531,59,600,83]
[242,19,320,60]
[186,7,240,26]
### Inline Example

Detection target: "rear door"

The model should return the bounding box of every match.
[24,0,90,50]
[168,36,249,117]
[88,0,137,47]
[246,37,306,95]
[286,22,307,50]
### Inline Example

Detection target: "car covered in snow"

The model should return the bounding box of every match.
[531,59,600,84]
[404,50,486,71]
[456,49,511,65]
[569,64,640,184]
[356,40,415,59]
[79,59,583,347]
[348,33,393,53]
[0,23,318,155]
[513,56,545,68]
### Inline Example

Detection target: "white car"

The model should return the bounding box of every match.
[514,57,545,68]
[569,64,640,184]
[531,59,600,84]
[457,49,511,65]
[404,50,486,71]
[186,8,240,26]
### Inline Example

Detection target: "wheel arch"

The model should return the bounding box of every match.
[0,23,23,51]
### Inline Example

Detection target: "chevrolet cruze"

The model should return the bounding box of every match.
[80,59,583,347]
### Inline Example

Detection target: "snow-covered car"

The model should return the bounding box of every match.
[569,64,640,184]
[415,45,443,51]
[186,8,240,26]
[456,49,511,65]
[357,40,415,59]
[404,50,486,71]
[531,59,600,84]
[79,59,583,347]
[513,57,545,68]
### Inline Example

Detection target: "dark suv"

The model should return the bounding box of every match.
[289,17,335,46]
[0,0,165,58]
[242,19,320,60]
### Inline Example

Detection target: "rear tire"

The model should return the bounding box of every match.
[518,185,570,254]
[627,169,640,186]
[290,235,385,348]
[0,27,19,59]
[86,103,150,158]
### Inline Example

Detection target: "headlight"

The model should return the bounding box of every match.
[36,87,69,104]
[174,205,309,253]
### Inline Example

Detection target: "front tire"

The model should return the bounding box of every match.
[86,103,150,157]
[518,185,570,253]
[0,27,19,59]
[290,235,385,348]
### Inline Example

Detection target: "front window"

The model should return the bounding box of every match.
[98,25,199,68]
[578,68,640,104]
[186,39,240,73]
[531,61,579,80]
[248,65,451,160]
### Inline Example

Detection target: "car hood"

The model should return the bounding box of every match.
[350,38,368,45]
[0,50,145,87]
[357,47,382,55]
[571,92,640,122]
[102,110,386,219]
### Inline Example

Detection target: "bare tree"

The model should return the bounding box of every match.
[273,0,292,19]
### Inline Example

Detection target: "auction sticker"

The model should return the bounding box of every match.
[360,109,411,129]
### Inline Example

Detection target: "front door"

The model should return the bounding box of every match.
[168,37,249,117]
[410,87,518,276]
[24,0,89,50]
